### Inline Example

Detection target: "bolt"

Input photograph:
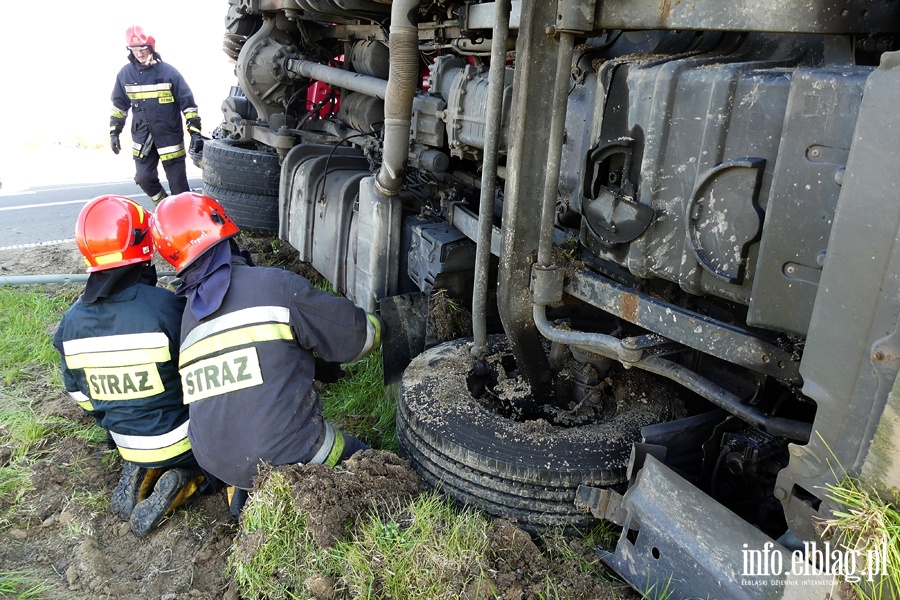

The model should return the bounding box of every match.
[873,350,885,361]
[762,354,771,363]
[809,148,821,159]
[785,265,796,275]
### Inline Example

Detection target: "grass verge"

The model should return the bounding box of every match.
[821,477,900,599]
[0,286,75,384]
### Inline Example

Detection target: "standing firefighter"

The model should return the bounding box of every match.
[53,195,215,537]
[109,26,203,205]
[150,192,382,518]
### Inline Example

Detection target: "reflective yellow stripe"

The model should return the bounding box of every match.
[158,143,186,161]
[126,90,175,102]
[352,314,381,361]
[84,363,165,401]
[160,149,186,161]
[116,436,192,464]
[63,333,171,369]
[65,347,170,369]
[124,83,173,93]
[181,306,291,351]
[68,390,94,411]
[324,430,345,467]
[179,323,294,367]
[111,107,126,119]
[64,332,168,354]
[183,108,199,119]
[113,420,192,464]
[112,419,189,449]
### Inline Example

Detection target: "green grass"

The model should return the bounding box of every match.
[227,469,335,599]
[228,471,494,600]
[0,570,47,599]
[321,348,397,452]
[0,286,74,384]
[341,492,493,598]
[821,477,900,599]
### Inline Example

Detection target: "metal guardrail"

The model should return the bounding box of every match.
[0,273,176,286]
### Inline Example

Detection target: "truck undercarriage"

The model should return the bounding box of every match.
[204,0,900,595]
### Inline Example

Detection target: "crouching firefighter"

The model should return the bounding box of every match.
[109,25,203,205]
[53,195,221,537]
[150,192,383,519]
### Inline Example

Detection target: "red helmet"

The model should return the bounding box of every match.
[125,25,156,51]
[76,196,154,272]
[151,192,240,273]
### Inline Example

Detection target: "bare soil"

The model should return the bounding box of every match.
[0,239,636,600]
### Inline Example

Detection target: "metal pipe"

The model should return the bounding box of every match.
[638,357,812,442]
[0,272,176,286]
[472,0,512,359]
[533,304,642,363]
[536,31,575,268]
[375,0,420,196]
[534,304,811,442]
[287,59,388,99]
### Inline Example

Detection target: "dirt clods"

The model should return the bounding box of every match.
[256,449,423,547]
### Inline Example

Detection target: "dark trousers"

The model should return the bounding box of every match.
[133,145,189,199]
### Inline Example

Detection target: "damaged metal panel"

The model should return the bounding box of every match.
[777,51,900,541]
[593,455,835,599]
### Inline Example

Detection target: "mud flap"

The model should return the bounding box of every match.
[379,292,428,385]
[579,455,836,599]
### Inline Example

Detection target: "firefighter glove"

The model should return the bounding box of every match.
[110,134,121,155]
[189,133,204,155]
[314,356,347,383]
[186,117,202,135]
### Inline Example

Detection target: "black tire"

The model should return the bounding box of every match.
[202,182,278,235]
[201,139,280,196]
[397,335,642,531]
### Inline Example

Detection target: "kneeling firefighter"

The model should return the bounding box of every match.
[150,192,383,519]
[53,195,221,537]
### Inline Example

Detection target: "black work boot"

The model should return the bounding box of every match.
[226,486,250,521]
[130,468,204,538]
[110,462,164,521]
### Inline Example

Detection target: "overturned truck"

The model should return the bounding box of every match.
[205,0,900,595]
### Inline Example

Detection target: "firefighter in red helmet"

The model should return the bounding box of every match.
[151,192,382,519]
[53,196,221,537]
[110,26,204,205]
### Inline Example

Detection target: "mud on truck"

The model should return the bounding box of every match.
[202,0,900,596]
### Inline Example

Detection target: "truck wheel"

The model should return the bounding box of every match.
[397,335,683,531]
[201,139,281,197]
[201,183,278,235]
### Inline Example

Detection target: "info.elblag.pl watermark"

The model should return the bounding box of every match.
[741,538,890,586]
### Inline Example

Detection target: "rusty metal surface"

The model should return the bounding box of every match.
[566,269,801,381]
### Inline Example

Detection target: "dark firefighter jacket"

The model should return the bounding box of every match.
[177,255,378,489]
[110,56,199,161]
[53,281,192,468]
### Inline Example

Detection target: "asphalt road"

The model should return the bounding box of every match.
[0,177,202,252]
